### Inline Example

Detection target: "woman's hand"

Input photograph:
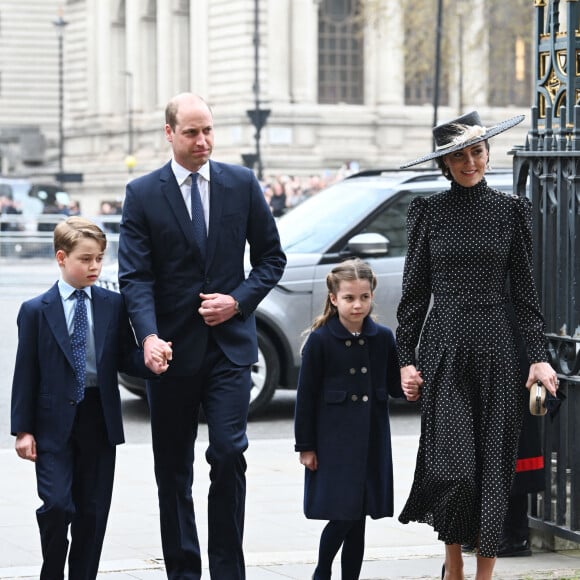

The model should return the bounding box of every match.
[526,361,559,397]
[401,365,423,402]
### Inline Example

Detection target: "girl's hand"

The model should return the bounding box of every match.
[526,361,559,397]
[401,365,423,401]
[299,450,318,471]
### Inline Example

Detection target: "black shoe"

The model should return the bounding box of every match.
[497,539,532,557]
[461,543,476,553]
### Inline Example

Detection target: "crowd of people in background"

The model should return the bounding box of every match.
[261,162,359,217]
[2,164,359,230]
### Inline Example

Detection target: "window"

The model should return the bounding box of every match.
[318,0,364,104]
[360,189,437,257]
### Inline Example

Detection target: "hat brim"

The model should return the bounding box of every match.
[400,114,525,169]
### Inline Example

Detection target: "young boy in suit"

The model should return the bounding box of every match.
[10,217,164,580]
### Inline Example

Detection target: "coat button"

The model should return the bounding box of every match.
[361,367,368,374]
[69,400,76,406]
[362,395,369,402]
[351,394,358,401]
[358,339,365,345]
[349,368,356,375]
[345,340,352,347]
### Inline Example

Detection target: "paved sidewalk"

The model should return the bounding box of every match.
[1,437,579,579]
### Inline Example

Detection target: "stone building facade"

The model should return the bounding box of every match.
[1,0,531,212]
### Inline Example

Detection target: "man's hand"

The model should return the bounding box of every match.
[198,293,238,326]
[299,450,318,471]
[143,335,173,374]
[15,432,37,462]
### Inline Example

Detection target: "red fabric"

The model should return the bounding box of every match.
[516,456,544,473]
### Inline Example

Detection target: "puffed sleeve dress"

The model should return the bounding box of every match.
[395,177,548,558]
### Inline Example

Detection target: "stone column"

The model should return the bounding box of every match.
[373,0,405,107]
[290,0,318,103]
[190,0,210,98]
[125,0,143,111]
[156,0,173,106]
[266,0,290,103]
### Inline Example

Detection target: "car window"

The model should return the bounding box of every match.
[359,188,439,257]
[277,179,398,254]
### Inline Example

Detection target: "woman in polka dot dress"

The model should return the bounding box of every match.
[395,111,559,580]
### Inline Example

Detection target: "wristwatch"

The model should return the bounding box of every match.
[234,300,242,316]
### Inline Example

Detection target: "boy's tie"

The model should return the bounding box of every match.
[190,173,207,258]
[71,289,88,402]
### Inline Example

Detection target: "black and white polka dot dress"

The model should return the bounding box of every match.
[396,178,548,558]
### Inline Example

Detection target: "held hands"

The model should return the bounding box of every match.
[198,293,238,326]
[299,450,318,471]
[401,365,423,402]
[526,361,559,397]
[15,432,37,462]
[143,335,173,375]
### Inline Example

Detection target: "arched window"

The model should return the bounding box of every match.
[318,0,364,104]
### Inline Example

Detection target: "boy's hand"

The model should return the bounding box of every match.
[15,432,37,462]
[299,450,318,471]
[143,335,173,374]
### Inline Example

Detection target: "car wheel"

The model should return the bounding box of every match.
[249,329,279,417]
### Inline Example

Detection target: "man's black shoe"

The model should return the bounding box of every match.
[461,543,476,553]
[497,539,532,557]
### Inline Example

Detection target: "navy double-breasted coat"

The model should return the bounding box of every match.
[294,315,403,520]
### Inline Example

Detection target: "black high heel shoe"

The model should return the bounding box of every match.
[441,563,445,579]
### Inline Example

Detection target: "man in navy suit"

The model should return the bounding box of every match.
[118,93,286,579]
[11,217,153,580]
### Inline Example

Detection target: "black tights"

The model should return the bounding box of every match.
[313,518,366,580]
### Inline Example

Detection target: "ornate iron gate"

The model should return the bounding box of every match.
[511,0,580,545]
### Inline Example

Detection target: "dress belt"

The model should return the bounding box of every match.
[433,292,507,308]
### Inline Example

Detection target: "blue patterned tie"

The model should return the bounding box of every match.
[71,289,88,403]
[190,173,207,258]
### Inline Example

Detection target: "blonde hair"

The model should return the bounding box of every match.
[53,217,107,255]
[309,258,377,333]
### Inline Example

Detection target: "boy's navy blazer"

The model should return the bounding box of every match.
[118,159,286,375]
[11,282,143,451]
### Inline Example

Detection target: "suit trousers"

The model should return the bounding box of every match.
[35,389,116,580]
[146,336,251,580]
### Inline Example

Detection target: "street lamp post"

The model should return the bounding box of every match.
[245,0,270,180]
[432,0,443,153]
[52,11,68,183]
[122,71,136,174]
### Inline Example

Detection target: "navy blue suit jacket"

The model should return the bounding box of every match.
[11,283,145,451]
[118,160,286,375]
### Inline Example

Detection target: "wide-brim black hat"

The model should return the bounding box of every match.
[400,111,525,169]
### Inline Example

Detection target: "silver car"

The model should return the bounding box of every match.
[99,169,513,416]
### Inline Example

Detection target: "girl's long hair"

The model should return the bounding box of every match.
[303,258,377,343]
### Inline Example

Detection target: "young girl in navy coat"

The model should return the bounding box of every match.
[294,258,419,580]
